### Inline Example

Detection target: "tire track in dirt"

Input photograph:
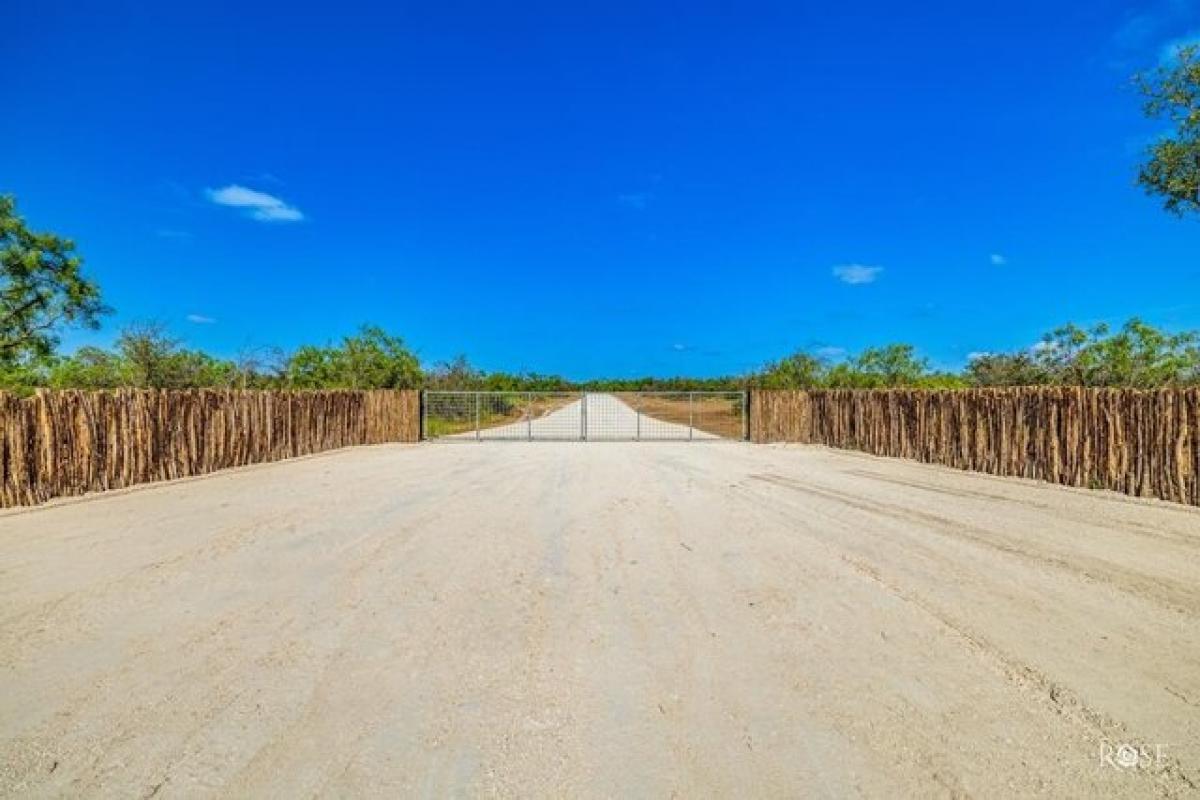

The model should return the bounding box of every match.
[837,552,1198,797]
[749,472,1200,615]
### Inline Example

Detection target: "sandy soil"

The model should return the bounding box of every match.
[1,442,1198,798]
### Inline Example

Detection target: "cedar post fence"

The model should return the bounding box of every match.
[751,388,1200,507]
[3,387,1197,509]
[0,389,419,508]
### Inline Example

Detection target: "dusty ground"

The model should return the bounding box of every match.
[1,442,1198,798]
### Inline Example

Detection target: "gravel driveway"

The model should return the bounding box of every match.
[1,442,1197,797]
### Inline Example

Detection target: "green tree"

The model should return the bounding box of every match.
[0,360,50,394]
[338,325,421,389]
[1036,318,1200,386]
[284,345,342,388]
[426,355,484,390]
[1136,44,1200,216]
[116,322,187,388]
[753,352,826,389]
[233,346,287,389]
[113,322,238,388]
[284,325,421,389]
[47,346,132,389]
[827,344,929,388]
[1030,323,1097,385]
[0,195,108,363]
[965,318,1200,387]
[1084,318,1200,386]
[513,372,573,392]
[965,352,1049,386]
[340,326,419,388]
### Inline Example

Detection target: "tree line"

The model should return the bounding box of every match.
[3,193,1200,394]
[0,321,424,393]
[751,321,1200,390]
[2,313,1197,395]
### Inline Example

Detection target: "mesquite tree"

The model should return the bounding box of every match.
[0,195,107,363]
[1137,44,1200,216]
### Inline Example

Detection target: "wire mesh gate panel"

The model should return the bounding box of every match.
[422,391,747,441]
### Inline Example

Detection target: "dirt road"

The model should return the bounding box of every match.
[2,443,1198,797]
[445,392,720,440]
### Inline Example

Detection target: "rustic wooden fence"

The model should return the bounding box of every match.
[751,388,1200,507]
[0,389,420,508]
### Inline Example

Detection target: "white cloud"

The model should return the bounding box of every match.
[672,343,688,351]
[186,313,216,324]
[254,205,304,222]
[815,346,846,360]
[206,184,304,223]
[832,264,883,285]
[990,253,1007,266]
[1160,31,1200,63]
[966,351,991,361]
[1109,2,1198,70]
[1113,0,1197,50]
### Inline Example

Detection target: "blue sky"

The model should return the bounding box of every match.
[4,1,1199,378]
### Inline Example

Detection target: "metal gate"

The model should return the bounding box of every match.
[422,391,747,441]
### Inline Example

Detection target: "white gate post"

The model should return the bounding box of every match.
[743,391,750,441]
[688,392,694,441]
[580,392,587,441]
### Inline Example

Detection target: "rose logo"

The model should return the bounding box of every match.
[1115,744,1140,769]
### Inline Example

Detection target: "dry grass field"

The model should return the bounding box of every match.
[424,393,578,437]
[613,393,744,438]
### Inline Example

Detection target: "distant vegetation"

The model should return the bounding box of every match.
[753,321,1200,390]
[3,194,1199,395]
[1,321,423,392]
[4,315,1195,395]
